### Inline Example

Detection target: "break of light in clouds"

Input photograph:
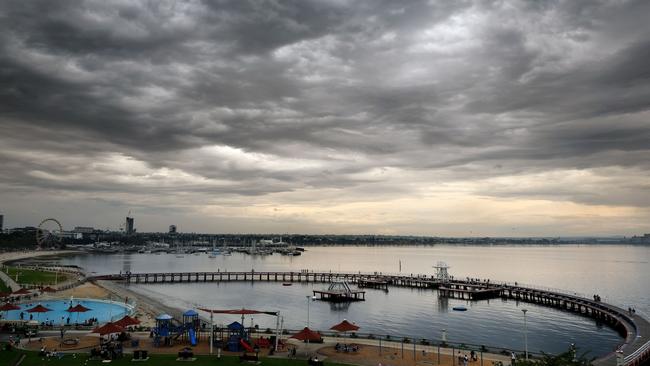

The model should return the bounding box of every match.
[1,0,649,236]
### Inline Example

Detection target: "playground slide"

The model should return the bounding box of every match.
[189,328,198,346]
[240,339,254,353]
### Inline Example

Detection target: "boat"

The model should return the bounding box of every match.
[282,283,292,286]
[452,306,468,311]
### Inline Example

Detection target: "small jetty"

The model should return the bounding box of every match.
[313,279,365,302]
[358,277,389,291]
[438,283,503,300]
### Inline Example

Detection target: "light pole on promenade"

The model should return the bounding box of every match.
[522,309,528,360]
[306,295,311,328]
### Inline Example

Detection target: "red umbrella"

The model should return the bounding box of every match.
[330,319,359,344]
[114,315,140,328]
[67,304,92,313]
[330,319,359,332]
[26,304,52,322]
[92,322,124,336]
[0,302,21,311]
[291,327,322,342]
[0,292,10,298]
[27,304,52,313]
[67,303,92,324]
[0,302,21,320]
[12,288,31,295]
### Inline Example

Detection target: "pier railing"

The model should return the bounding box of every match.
[625,340,650,365]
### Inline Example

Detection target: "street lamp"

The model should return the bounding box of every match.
[521,309,528,360]
[306,295,311,328]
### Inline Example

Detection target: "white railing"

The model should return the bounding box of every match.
[624,340,650,364]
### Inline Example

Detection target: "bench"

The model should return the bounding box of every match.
[239,354,259,363]
[132,350,149,362]
[308,359,324,366]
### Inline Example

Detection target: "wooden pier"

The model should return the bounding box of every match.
[91,270,650,366]
[313,289,365,302]
[358,277,389,291]
[438,283,502,300]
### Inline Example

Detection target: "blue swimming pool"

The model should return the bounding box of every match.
[0,299,133,325]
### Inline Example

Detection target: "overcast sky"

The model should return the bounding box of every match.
[1,0,649,236]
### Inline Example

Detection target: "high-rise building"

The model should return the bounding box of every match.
[169,225,177,234]
[126,216,134,234]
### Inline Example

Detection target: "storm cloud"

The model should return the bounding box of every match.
[1,0,649,235]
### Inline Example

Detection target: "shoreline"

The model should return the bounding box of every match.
[0,250,167,328]
[0,250,82,291]
[1,249,636,364]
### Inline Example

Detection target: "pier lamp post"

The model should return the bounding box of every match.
[306,295,312,347]
[306,295,311,328]
[521,309,528,360]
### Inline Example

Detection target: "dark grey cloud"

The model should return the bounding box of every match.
[1,0,649,233]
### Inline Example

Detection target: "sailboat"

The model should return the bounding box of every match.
[222,239,232,256]
[208,239,220,258]
[175,240,185,258]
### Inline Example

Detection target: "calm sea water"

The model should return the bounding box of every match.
[43,245,650,357]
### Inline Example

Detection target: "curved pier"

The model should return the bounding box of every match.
[91,270,650,365]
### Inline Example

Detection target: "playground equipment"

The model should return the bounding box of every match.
[198,308,281,355]
[226,321,252,352]
[182,309,200,346]
[153,314,173,347]
[153,311,202,347]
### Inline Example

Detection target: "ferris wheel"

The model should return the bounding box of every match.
[36,218,63,247]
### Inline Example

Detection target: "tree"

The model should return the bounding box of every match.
[516,345,594,366]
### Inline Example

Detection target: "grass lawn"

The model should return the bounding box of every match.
[0,348,351,366]
[0,278,10,292]
[1,266,71,286]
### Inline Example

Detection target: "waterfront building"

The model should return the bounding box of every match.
[169,224,177,234]
[126,216,135,234]
[73,226,94,234]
